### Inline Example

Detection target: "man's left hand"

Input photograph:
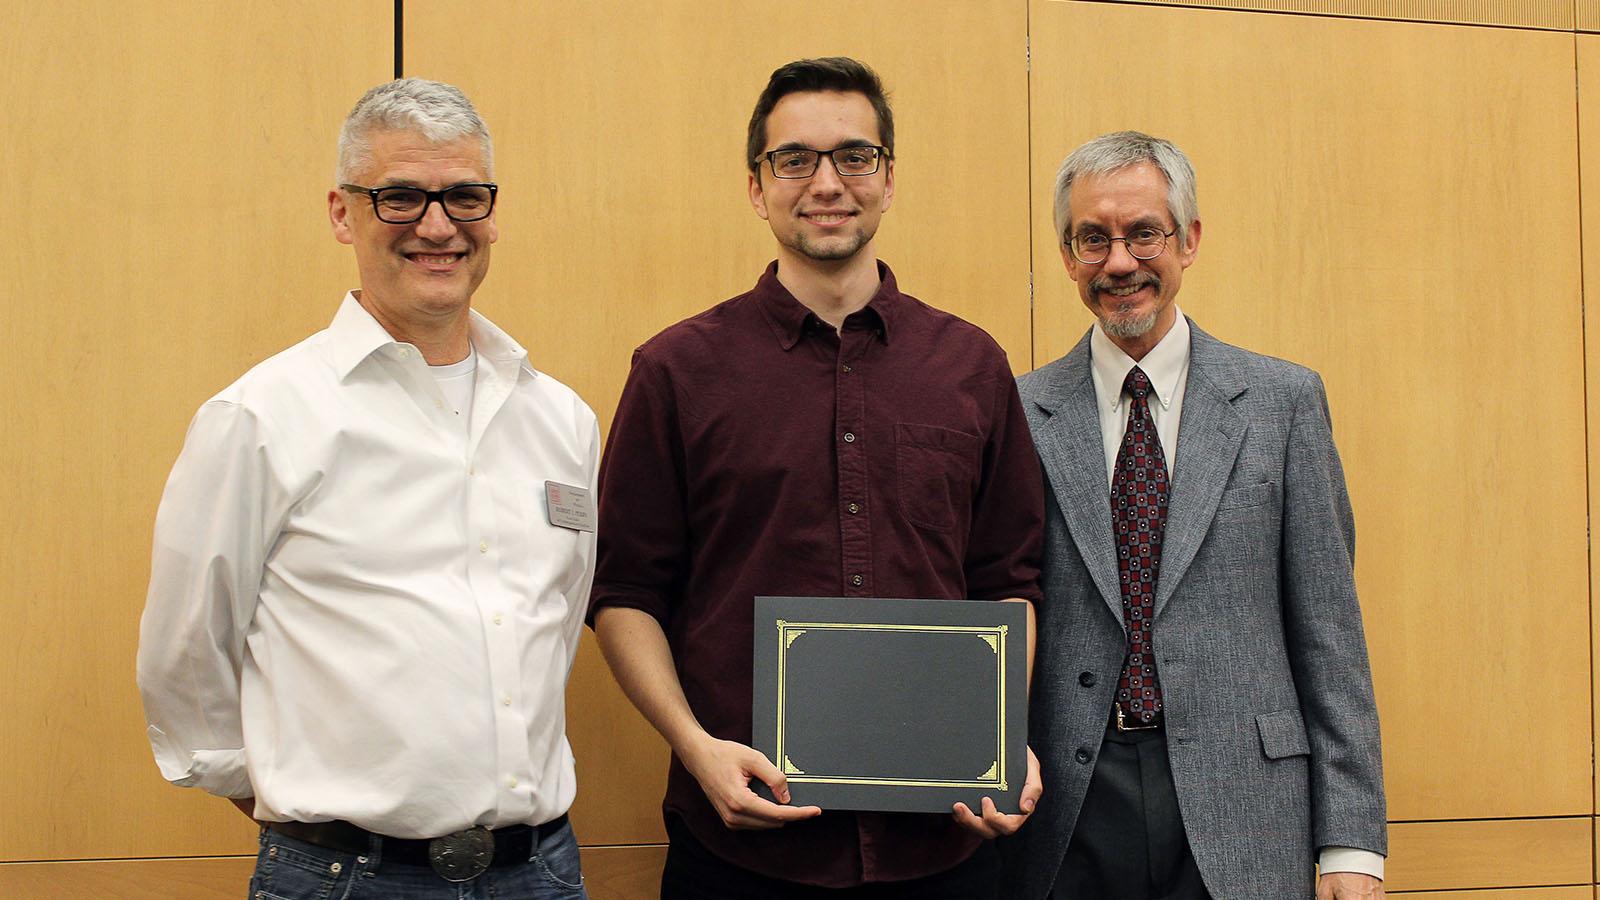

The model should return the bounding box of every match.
[952,746,1041,838]
[1317,872,1384,899]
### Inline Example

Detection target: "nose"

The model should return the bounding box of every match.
[1102,238,1140,276]
[413,198,459,241]
[807,154,845,196]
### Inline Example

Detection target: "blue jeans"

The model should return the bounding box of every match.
[247,820,587,900]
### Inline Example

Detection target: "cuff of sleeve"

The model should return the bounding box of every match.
[1319,846,1384,880]
[149,726,253,799]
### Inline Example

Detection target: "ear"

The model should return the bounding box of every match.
[879,156,894,213]
[329,189,355,245]
[1177,219,1201,269]
[748,171,769,220]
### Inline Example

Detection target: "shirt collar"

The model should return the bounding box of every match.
[754,260,899,350]
[1089,307,1190,412]
[325,291,535,380]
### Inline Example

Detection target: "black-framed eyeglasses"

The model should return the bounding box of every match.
[339,182,498,224]
[757,145,889,179]
[1066,225,1177,265]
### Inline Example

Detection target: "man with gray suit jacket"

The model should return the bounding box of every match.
[1005,132,1386,899]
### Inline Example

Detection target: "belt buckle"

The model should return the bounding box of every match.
[428,826,494,883]
[1115,703,1161,732]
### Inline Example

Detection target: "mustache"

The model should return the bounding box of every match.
[1089,272,1161,298]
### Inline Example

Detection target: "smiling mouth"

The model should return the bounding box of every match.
[406,251,465,269]
[802,212,855,225]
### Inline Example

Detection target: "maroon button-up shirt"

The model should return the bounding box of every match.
[590,262,1044,887]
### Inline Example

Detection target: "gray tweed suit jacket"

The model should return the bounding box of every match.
[1002,320,1386,899]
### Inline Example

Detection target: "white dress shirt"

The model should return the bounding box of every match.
[138,293,599,837]
[1088,308,1383,881]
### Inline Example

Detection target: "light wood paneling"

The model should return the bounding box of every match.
[408,0,1033,845]
[1579,0,1600,31]
[0,2,392,862]
[1106,0,1573,30]
[0,857,254,900]
[585,845,668,900]
[1580,34,1600,819]
[1385,818,1593,892]
[1382,883,1593,890]
[1030,1,1590,821]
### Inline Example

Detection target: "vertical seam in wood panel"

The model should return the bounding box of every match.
[1581,34,1600,885]
[1026,0,1038,371]
[393,0,403,78]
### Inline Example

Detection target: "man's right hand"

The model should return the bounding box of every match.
[679,734,822,830]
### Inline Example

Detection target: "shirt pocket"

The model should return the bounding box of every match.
[895,423,983,533]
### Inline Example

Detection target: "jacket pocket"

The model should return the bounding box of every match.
[895,423,982,533]
[1256,708,1310,759]
[1218,480,1276,511]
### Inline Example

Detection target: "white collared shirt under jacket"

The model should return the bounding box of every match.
[138,293,599,838]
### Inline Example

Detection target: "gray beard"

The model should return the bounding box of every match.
[1100,307,1159,340]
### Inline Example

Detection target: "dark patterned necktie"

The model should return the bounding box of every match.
[1111,367,1168,725]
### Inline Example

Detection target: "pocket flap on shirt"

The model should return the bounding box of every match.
[1256,708,1311,759]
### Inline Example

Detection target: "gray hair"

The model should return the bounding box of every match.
[1052,131,1197,248]
[335,78,493,183]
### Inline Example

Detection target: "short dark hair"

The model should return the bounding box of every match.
[745,57,894,175]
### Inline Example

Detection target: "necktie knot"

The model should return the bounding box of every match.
[1123,367,1152,401]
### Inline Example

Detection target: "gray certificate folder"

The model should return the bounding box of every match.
[751,595,1028,814]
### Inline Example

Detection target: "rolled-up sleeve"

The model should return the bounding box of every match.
[136,399,293,799]
[589,350,691,628]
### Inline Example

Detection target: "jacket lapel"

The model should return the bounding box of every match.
[1029,333,1126,628]
[1153,322,1247,616]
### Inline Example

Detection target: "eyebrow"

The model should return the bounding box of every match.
[372,179,487,190]
[1073,215,1169,234]
[769,139,878,152]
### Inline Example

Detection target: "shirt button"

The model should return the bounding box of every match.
[502,694,512,706]
[479,540,489,553]
[851,574,864,586]
[508,776,518,788]
[1075,748,1093,764]
[398,348,410,359]
[1079,671,1097,687]
[493,613,503,625]
[434,399,444,410]
[843,432,856,443]
[329,862,342,874]
[842,364,852,373]
[847,502,860,515]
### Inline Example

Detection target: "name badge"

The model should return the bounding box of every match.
[545,481,596,532]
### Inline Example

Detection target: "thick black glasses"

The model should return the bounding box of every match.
[757,145,889,179]
[340,183,498,224]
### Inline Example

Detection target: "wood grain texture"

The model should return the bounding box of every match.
[1583,0,1600,31]
[1385,818,1594,891]
[1580,33,1600,821]
[1031,0,1590,822]
[406,0,1033,845]
[0,0,392,862]
[1092,0,1573,30]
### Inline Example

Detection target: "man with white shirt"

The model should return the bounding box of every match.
[137,78,597,898]
[1003,131,1386,900]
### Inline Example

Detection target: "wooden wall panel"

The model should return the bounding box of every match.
[1384,818,1593,891]
[1112,0,1574,30]
[0,1,392,862]
[407,0,1033,845]
[1580,33,1600,819]
[1030,0,1590,821]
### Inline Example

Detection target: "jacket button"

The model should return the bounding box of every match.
[1078,671,1096,687]
[1074,747,1092,764]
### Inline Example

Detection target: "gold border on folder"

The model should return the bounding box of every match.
[773,619,1007,791]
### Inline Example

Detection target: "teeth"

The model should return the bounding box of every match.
[808,215,848,224]
[1108,285,1144,296]
[411,254,459,264]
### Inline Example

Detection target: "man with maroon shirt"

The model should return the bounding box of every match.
[588,58,1045,898]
